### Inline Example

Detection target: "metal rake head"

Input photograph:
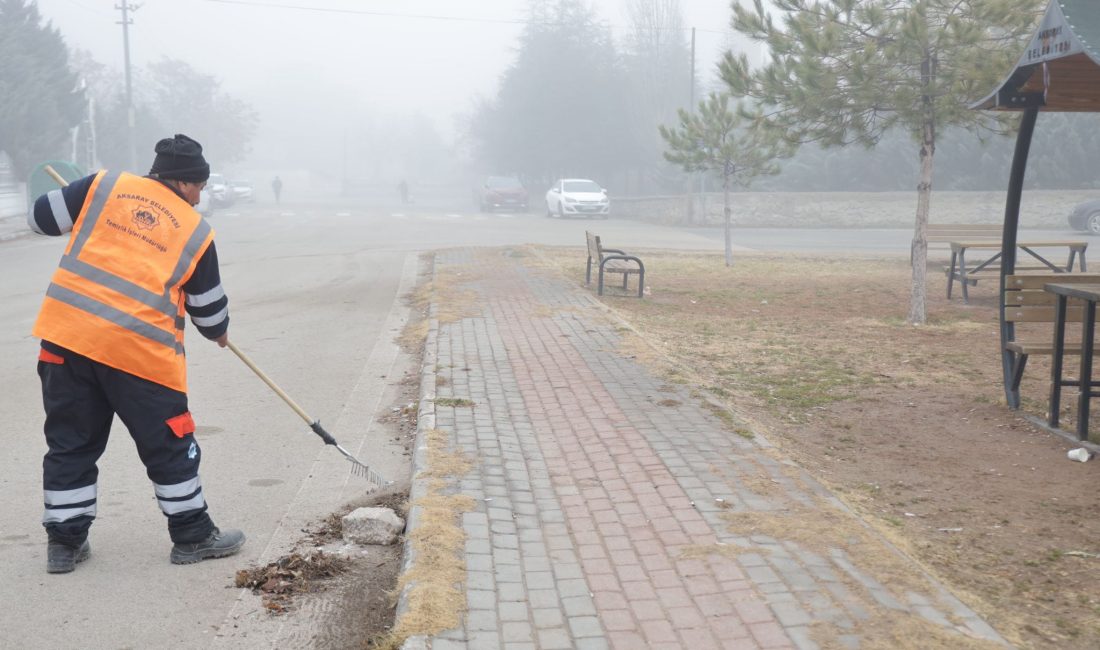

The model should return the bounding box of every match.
[335,444,389,488]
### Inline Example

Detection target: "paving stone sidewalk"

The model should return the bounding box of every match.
[402,247,1006,650]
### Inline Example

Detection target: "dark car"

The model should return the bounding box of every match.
[475,176,528,212]
[1068,199,1100,234]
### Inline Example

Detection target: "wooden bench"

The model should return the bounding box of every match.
[585,231,645,297]
[1003,273,1100,403]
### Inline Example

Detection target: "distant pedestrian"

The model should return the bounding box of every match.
[398,179,409,204]
[272,176,283,204]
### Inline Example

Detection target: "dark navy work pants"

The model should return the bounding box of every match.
[37,341,215,545]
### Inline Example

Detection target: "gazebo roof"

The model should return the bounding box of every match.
[973,0,1100,111]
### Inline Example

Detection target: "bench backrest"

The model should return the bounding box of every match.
[1004,273,1100,322]
[927,223,1001,243]
[586,231,603,261]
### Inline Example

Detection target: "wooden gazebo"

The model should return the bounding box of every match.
[972,0,1100,409]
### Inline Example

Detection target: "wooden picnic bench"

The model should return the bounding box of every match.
[585,231,645,297]
[946,240,1088,303]
[1002,273,1100,408]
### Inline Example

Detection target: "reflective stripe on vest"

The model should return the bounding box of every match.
[45,283,185,353]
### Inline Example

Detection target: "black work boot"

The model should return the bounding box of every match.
[170,527,245,565]
[47,540,91,574]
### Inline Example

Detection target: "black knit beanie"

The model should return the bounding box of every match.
[149,134,210,182]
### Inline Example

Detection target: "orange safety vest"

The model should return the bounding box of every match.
[33,171,215,392]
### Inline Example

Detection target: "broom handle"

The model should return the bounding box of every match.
[44,165,69,187]
[226,341,315,426]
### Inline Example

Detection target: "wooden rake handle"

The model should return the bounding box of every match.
[226,340,315,427]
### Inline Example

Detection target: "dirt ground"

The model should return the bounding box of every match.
[228,339,423,649]
[537,247,1100,649]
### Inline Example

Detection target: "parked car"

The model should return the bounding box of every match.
[1068,198,1100,234]
[545,178,609,218]
[475,176,528,212]
[229,179,254,203]
[207,173,234,208]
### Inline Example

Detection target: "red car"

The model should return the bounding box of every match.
[475,176,529,212]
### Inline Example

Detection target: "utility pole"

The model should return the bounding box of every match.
[116,1,140,171]
[690,27,696,109]
[689,27,705,223]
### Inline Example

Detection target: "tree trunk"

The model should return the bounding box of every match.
[723,172,733,267]
[910,129,933,325]
[909,54,936,325]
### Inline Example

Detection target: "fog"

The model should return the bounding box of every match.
[16,0,1098,202]
[33,0,744,196]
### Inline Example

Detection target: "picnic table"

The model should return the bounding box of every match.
[1045,282,1100,441]
[947,240,1088,303]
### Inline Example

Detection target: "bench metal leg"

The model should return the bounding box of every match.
[1069,248,1088,272]
[597,268,605,296]
[1012,353,1028,395]
[622,273,628,291]
[1050,294,1067,428]
[1077,301,1096,441]
[1005,349,1022,410]
[959,250,970,304]
[947,251,957,299]
[637,267,645,298]
[586,256,593,285]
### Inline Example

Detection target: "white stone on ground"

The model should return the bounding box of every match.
[342,507,405,545]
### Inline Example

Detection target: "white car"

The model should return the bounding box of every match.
[196,187,214,218]
[206,173,234,208]
[545,178,609,219]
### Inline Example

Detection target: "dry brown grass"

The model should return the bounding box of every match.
[373,428,475,650]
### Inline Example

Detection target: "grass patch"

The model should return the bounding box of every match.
[434,397,475,408]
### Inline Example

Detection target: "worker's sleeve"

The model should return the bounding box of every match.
[29,174,97,236]
[182,241,229,340]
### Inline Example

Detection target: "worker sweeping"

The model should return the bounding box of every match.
[29,134,244,573]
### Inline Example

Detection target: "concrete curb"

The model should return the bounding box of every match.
[397,253,444,650]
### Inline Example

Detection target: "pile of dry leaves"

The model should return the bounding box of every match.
[234,551,351,614]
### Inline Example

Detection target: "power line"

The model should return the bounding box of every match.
[60,0,113,16]
[200,0,733,35]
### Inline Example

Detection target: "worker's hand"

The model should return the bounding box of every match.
[215,333,229,348]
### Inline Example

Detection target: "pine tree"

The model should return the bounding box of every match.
[660,93,789,266]
[721,0,1041,323]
